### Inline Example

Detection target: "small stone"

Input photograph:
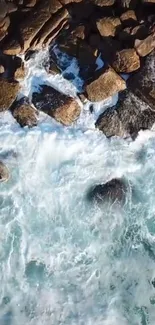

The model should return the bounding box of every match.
[85,66,126,102]
[96,17,122,37]
[93,0,115,6]
[0,161,10,183]
[112,48,140,73]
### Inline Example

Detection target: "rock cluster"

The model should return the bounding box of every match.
[0,0,155,134]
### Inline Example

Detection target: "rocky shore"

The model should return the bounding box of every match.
[0,0,155,184]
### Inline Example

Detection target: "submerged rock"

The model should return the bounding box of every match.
[0,161,10,183]
[87,178,127,204]
[32,85,81,125]
[85,67,126,102]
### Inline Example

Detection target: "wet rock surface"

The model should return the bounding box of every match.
[10,101,38,127]
[0,79,20,111]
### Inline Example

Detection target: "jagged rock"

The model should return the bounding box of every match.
[31,8,69,49]
[0,161,10,183]
[49,0,62,13]
[92,0,115,6]
[32,85,81,125]
[0,80,20,111]
[2,0,51,55]
[85,67,126,102]
[135,33,155,57]
[112,48,140,73]
[87,178,127,204]
[128,50,155,110]
[11,103,38,127]
[96,90,155,139]
[120,10,137,26]
[96,17,122,37]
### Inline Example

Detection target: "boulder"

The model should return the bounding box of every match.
[0,80,20,111]
[96,90,155,139]
[0,65,4,74]
[95,108,125,137]
[0,161,10,183]
[112,48,140,73]
[143,0,155,3]
[85,66,126,102]
[87,178,127,204]
[96,17,122,37]
[134,33,155,57]
[32,85,81,125]
[11,102,38,127]
[71,25,86,40]
[120,10,137,26]
[128,50,155,110]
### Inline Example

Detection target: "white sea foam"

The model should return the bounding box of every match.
[0,49,155,325]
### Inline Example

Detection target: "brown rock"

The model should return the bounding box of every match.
[3,0,51,55]
[71,25,85,40]
[49,0,62,13]
[96,17,121,37]
[11,103,38,127]
[93,0,115,6]
[143,0,155,3]
[32,85,81,125]
[135,33,155,57]
[0,16,10,32]
[14,63,25,80]
[120,10,137,26]
[59,0,82,3]
[0,80,20,111]
[85,67,126,102]
[112,48,140,73]
[0,161,10,183]
[0,65,5,74]
[3,39,21,55]
[25,0,37,7]
[32,8,69,49]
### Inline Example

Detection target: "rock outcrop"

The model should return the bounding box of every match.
[0,79,20,111]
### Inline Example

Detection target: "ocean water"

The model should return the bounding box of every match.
[0,49,155,325]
